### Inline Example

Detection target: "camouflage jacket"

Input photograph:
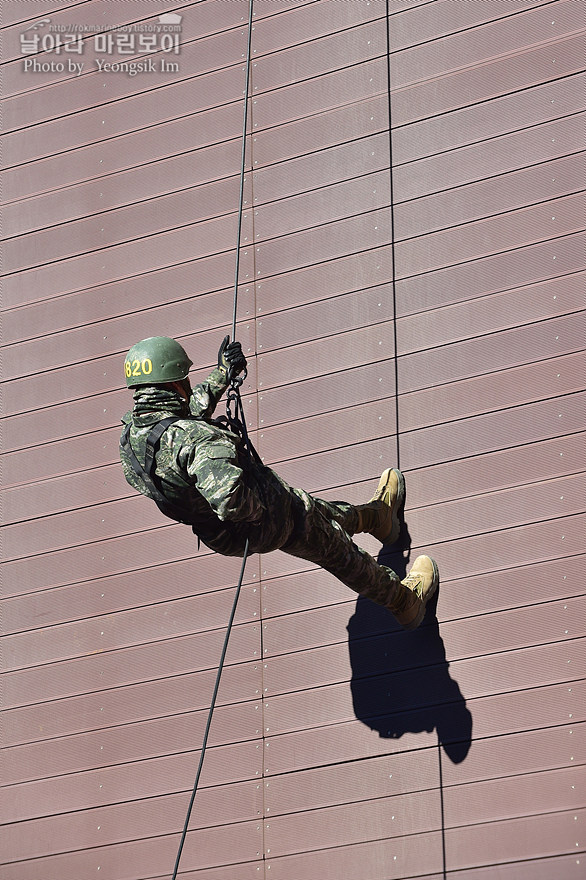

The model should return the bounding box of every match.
[120,367,295,556]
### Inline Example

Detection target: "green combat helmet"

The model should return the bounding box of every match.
[124,336,193,387]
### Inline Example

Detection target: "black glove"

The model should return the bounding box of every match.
[218,335,247,379]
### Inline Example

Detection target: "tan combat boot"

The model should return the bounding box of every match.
[389,555,439,630]
[356,468,405,545]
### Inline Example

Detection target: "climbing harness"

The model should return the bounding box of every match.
[170,2,255,877]
[120,417,192,525]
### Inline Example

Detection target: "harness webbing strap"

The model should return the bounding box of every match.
[120,417,192,525]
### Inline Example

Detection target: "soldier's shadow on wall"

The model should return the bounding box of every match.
[348,522,472,763]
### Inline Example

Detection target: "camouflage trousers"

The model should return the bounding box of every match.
[282,486,401,608]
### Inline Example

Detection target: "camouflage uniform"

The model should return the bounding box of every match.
[120,367,401,603]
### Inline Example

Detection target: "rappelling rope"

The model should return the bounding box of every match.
[170,545,249,880]
[170,2,255,877]
[231,0,254,345]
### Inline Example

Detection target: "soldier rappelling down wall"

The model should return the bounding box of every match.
[120,336,439,630]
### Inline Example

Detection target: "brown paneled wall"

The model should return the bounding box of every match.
[1,0,584,877]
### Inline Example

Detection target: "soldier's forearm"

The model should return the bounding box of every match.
[189,367,230,418]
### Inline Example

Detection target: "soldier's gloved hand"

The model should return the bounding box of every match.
[218,335,247,380]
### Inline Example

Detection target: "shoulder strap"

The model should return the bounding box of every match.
[120,417,191,524]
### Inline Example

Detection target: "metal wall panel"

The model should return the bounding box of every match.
[2,1,584,877]
[0,822,263,880]
[264,678,584,773]
[2,0,90,28]
[2,212,254,306]
[397,151,584,237]
[3,557,259,628]
[386,0,551,47]
[3,734,262,805]
[2,1,245,64]
[3,102,244,205]
[394,71,585,164]
[2,257,243,341]
[260,638,584,739]
[388,1,583,91]
[440,855,584,880]
[261,597,585,698]
[395,113,585,202]
[261,725,584,818]
[4,28,248,130]
[3,602,260,672]
[3,60,247,165]
[4,176,245,272]
[4,659,261,741]
[257,351,583,441]
[390,33,585,126]
[265,831,445,880]
[260,584,586,661]
[2,780,263,863]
